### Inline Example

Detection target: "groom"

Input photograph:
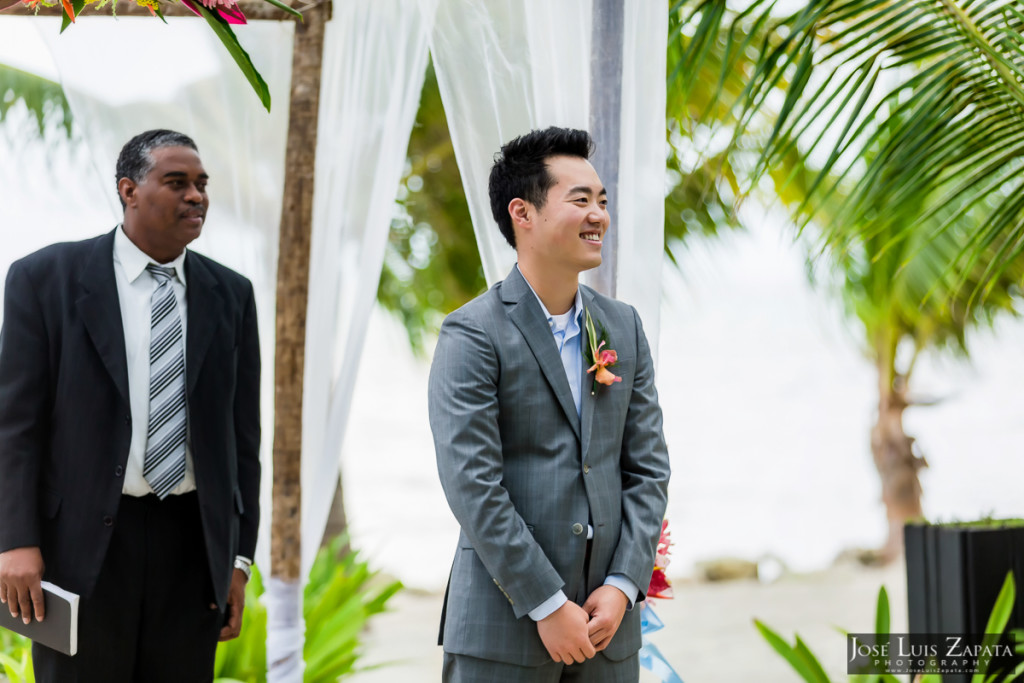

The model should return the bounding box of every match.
[429,127,670,682]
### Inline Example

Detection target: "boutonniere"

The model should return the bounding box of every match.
[584,308,622,395]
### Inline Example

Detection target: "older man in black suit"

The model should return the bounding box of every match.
[0,129,261,682]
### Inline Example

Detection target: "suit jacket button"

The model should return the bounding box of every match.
[583,464,591,474]
[103,516,114,527]
[572,523,584,536]
[114,465,124,477]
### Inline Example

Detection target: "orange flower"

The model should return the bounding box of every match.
[60,0,75,21]
[587,345,622,386]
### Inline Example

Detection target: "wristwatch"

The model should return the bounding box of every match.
[233,557,252,581]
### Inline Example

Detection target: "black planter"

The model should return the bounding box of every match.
[905,521,1024,683]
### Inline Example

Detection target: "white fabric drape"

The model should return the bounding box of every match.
[299,0,436,581]
[37,18,293,562]
[429,0,667,354]
[264,1,436,680]
[611,2,667,356]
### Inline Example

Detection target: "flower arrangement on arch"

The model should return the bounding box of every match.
[3,0,299,111]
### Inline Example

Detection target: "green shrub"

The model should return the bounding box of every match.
[214,535,403,683]
[0,629,33,683]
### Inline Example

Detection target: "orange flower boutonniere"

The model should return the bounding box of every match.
[585,308,622,394]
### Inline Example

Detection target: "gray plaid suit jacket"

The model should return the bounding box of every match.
[429,266,670,667]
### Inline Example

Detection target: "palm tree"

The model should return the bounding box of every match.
[670,0,1024,554]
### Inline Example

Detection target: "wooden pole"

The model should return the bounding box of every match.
[589,0,624,298]
[271,0,329,583]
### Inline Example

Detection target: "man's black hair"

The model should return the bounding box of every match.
[488,127,594,249]
[115,130,199,209]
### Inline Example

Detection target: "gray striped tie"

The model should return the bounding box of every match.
[144,264,187,499]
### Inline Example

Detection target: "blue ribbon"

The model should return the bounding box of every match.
[638,606,684,683]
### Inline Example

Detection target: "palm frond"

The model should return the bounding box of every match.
[0,62,72,137]
[673,0,1024,307]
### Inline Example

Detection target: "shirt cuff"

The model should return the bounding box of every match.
[528,590,568,621]
[604,574,639,609]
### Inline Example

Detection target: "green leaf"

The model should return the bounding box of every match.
[190,2,272,111]
[258,0,302,19]
[0,651,27,683]
[59,0,86,33]
[753,619,830,683]
[874,585,890,636]
[972,571,1017,683]
[793,635,833,683]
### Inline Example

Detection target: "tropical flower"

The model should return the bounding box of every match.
[584,308,621,393]
[588,343,621,386]
[647,519,673,600]
[184,0,246,23]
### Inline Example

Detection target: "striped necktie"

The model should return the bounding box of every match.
[144,264,187,499]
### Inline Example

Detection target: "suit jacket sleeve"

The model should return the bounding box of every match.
[233,280,261,559]
[607,306,670,595]
[429,310,564,618]
[0,261,49,553]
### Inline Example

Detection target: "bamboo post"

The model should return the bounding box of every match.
[271,0,329,584]
[588,0,624,298]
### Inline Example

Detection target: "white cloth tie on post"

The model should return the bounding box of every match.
[265,577,305,682]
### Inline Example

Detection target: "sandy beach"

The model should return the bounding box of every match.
[348,560,907,683]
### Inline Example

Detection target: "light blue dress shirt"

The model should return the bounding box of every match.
[519,268,640,621]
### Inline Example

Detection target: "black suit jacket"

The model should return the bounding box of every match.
[0,229,261,610]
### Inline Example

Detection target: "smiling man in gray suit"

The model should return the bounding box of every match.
[428,127,670,682]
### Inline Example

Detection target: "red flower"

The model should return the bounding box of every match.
[647,519,674,600]
[647,568,673,600]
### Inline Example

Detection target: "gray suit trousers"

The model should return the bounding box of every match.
[443,651,640,683]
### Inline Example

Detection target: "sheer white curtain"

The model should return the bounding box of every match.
[264,1,437,679]
[300,0,436,581]
[613,2,667,355]
[38,17,293,558]
[430,0,667,353]
[429,0,590,285]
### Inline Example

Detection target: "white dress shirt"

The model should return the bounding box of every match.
[112,226,196,497]
[519,267,639,621]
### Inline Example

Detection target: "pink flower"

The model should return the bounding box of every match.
[180,0,247,24]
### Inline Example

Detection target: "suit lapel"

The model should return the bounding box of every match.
[184,252,224,395]
[580,287,598,463]
[502,268,581,441]
[77,231,130,405]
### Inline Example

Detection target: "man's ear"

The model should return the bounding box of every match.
[508,198,530,229]
[117,178,137,209]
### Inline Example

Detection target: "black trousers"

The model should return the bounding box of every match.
[33,492,223,683]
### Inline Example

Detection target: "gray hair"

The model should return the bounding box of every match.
[115,129,198,208]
